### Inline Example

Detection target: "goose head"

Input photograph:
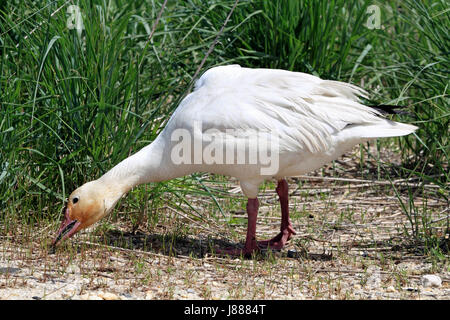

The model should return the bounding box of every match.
[52,180,121,246]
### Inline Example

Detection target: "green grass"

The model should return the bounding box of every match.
[0,0,448,259]
[0,0,238,220]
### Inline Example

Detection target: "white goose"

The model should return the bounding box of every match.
[53,65,417,256]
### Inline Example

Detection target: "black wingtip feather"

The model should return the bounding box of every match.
[368,104,412,116]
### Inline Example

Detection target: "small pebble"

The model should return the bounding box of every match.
[421,275,442,288]
[287,249,297,258]
[99,292,120,300]
[66,264,80,274]
[287,249,307,259]
[386,286,396,293]
[121,293,132,299]
[145,290,154,300]
[79,293,103,300]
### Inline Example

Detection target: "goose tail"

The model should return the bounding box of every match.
[345,119,418,139]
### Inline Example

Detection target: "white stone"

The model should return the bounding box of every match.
[145,290,154,300]
[386,286,396,292]
[421,275,442,288]
[66,264,81,274]
[99,292,121,300]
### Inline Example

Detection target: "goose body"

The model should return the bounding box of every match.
[53,65,417,256]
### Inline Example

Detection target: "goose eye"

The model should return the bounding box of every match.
[72,197,79,204]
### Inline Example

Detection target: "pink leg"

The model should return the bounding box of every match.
[216,198,260,258]
[258,179,296,250]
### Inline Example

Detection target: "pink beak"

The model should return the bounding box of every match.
[52,205,81,246]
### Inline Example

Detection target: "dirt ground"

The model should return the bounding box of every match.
[1,148,448,300]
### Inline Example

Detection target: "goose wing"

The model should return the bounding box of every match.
[166,65,388,154]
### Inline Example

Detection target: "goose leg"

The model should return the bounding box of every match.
[258,179,296,250]
[216,198,260,257]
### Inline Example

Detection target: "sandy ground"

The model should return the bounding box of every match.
[1,150,448,300]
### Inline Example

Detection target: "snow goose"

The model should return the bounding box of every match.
[53,65,417,256]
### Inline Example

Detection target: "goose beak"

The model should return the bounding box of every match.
[52,205,81,246]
